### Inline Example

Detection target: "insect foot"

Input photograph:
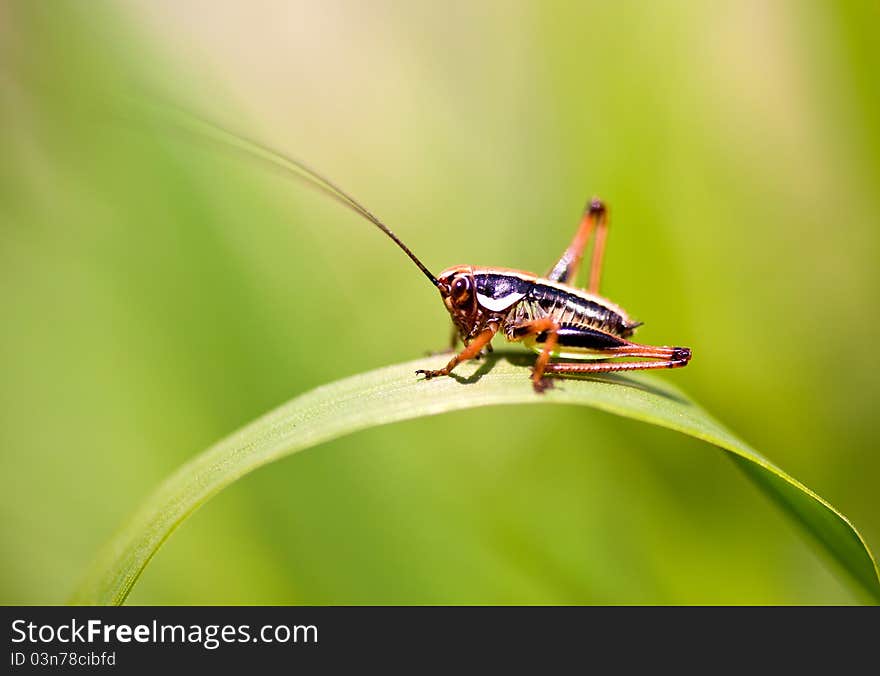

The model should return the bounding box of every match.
[531,374,555,394]
[670,347,692,367]
[415,369,445,380]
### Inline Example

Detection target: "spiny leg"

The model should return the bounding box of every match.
[543,345,692,377]
[546,198,608,294]
[508,317,560,392]
[416,325,498,380]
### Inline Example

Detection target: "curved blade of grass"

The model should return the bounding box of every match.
[71,353,880,605]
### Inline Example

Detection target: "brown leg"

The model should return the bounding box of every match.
[546,198,608,294]
[416,325,498,380]
[508,317,560,392]
[587,203,608,295]
[543,345,692,376]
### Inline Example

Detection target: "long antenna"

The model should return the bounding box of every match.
[176,114,440,287]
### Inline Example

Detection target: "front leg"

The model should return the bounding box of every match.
[416,325,497,380]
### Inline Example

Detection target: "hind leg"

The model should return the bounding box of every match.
[543,344,692,376]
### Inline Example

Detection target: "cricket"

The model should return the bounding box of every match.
[205,122,692,392]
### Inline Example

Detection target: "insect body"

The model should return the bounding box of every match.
[418,200,691,391]
[195,121,691,391]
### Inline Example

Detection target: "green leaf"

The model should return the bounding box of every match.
[70,353,880,605]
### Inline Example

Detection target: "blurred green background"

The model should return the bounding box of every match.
[2,1,879,604]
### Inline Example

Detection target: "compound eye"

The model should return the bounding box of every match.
[451,275,472,306]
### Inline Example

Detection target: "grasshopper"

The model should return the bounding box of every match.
[205,124,692,391]
[419,198,692,392]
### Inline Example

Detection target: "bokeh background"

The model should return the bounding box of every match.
[2,1,878,604]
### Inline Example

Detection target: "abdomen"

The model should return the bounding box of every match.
[509,282,639,359]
